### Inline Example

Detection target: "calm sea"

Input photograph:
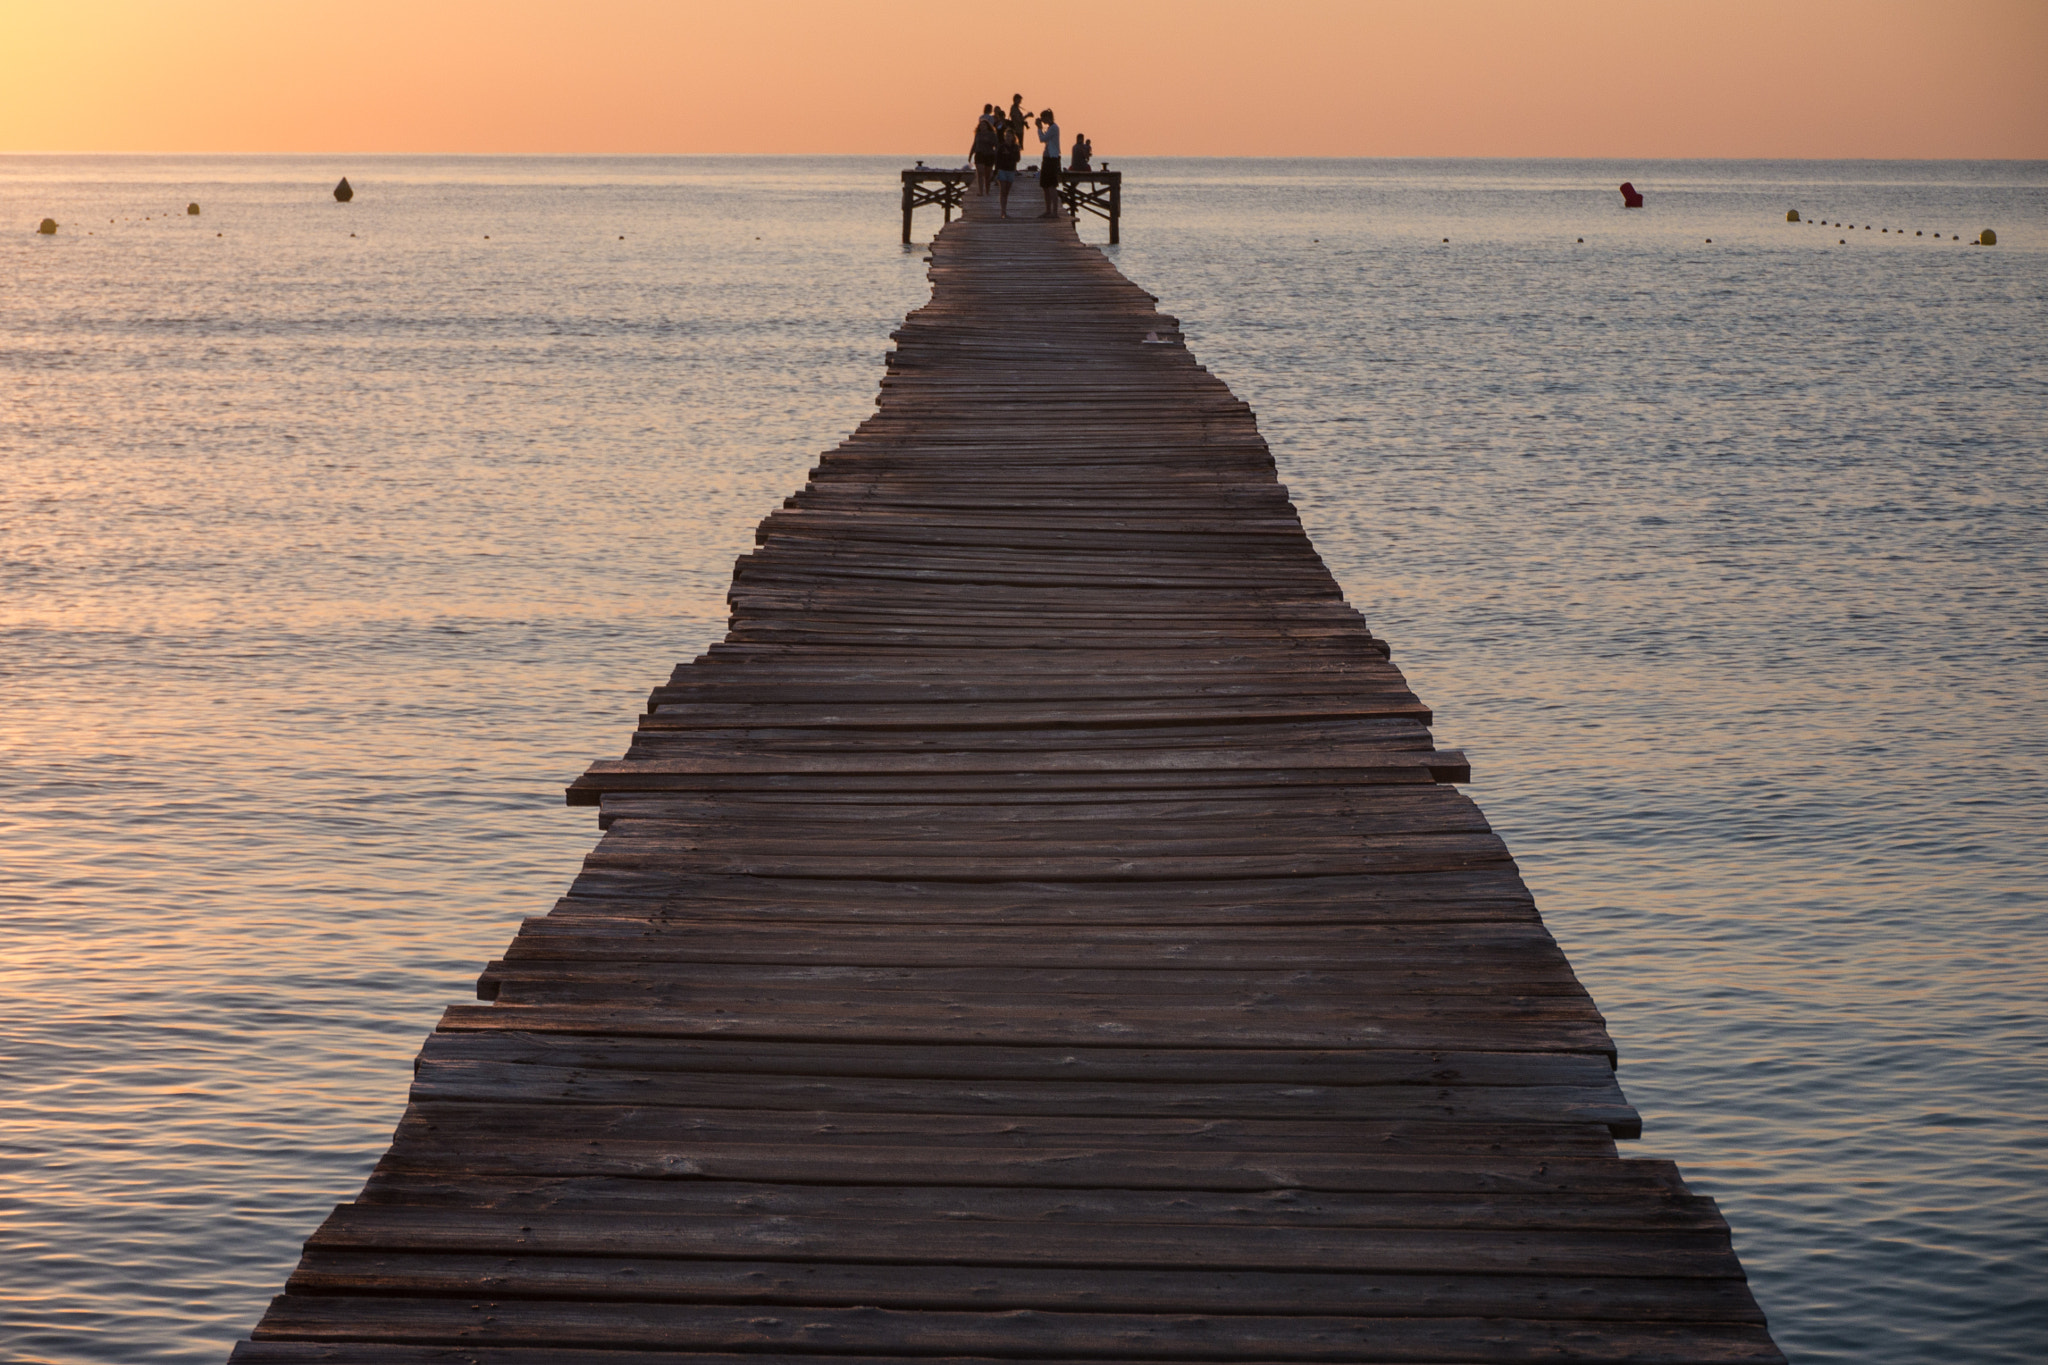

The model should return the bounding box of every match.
[2,155,2043,1364]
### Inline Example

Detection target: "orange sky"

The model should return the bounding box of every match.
[3,0,2043,157]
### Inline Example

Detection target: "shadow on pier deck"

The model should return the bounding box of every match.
[232,184,1780,1364]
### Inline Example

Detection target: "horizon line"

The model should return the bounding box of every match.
[6,150,2046,163]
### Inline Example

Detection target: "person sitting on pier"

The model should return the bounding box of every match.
[993,121,1022,218]
[1069,133,1092,173]
[1035,108,1064,219]
[970,105,999,195]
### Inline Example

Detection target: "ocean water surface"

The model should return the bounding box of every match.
[1,154,2043,1363]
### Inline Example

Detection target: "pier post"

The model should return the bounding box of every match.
[1054,169,1122,243]
[900,168,969,243]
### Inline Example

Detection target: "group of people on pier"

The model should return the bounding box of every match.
[969,95,1093,219]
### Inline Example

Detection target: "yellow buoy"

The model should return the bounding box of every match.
[37,218,57,235]
[1787,210,1800,221]
[187,202,200,215]
[1979,229,1997,246]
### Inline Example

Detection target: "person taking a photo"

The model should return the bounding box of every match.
[1035,109,1064,219]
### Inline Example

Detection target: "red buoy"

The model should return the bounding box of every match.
[1619,181,1644,209]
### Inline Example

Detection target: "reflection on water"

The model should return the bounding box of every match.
[2,155,2044,1364]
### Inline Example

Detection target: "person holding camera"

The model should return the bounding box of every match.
[1034,109,1064,219]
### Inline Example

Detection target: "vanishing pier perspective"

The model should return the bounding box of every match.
[232,185,1781,1362]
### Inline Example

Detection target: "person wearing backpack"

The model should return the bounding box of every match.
[970,106,999,195]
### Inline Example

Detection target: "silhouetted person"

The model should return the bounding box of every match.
[994,123,1022,217]
[1035,109,1063,218]
[971,105,999,194]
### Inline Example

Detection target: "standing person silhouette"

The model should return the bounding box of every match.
[992,120,1022,218]
[1007,95,1026,149]
[970,105,999,195]
[1035,109,1063,219]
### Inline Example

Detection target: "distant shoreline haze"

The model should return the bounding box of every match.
[1,0,2042,158]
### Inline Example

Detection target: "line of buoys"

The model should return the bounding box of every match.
[1796,215,1993,245]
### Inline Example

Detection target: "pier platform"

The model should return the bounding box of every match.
[231,185,1781,1363]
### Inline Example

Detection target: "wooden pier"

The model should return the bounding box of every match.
[231,184,1779,1363]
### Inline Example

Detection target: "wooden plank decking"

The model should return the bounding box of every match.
[231,188,1781,1363]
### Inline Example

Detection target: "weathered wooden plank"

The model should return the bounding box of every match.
[465,961,1589,997]
[432,1004,1617,1059]
[385,1100,1623,1157]
[417,1035,1616,1087]
[304,1203,1746,1279]
[591,799,1490,839]
[539,867,1543,921]
[372,1136,1632,1186]
[405,1063,1635,1132]
[619,720,1443,755]
[245,1301,1789,1362]
[491,922,1567,964]
[283,1251,1768,1321]
[347,1177,1721,1233]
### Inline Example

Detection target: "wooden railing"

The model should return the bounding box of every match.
[900,168,969,242]
[901,167,1123,244]
[1058,171,1123,244]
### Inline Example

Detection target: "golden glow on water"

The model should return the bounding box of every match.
[2,155,2044,1363]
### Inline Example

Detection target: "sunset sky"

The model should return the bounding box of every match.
[3,0,2043,158]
